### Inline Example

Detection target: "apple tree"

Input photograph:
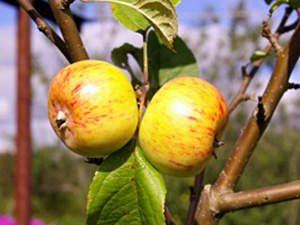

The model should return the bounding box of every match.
[18,0,300,224]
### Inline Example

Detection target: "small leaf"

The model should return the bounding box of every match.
[86,140,167,225]
[171,0,181,6]
[269,0,289,14]
[264,0,274,5]
[290,0,300,8]
[84,0,178,50]
[250,51,269,62]
[147,31,199,98]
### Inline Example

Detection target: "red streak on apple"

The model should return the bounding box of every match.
[139,76,228,177]
[188,116,198,121]
[169,160,193,170]
[71,84,81,95]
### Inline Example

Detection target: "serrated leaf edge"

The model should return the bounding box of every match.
[84,0,178,49]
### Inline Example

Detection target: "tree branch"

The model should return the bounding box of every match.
[215,18,300,192]
[165,206,176,225]
[195,11,300,225]
[194,185,217,225]
[192,8,296,224]
[262,18,283,55]
[228,7,294,113]
[217,180,300,213]
[17,0,72,62]
[49,0,89,62]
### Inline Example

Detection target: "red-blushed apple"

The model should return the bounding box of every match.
[139,77,228,177]
[48,60,139,157]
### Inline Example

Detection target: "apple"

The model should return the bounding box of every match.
[139,77,228,177]
[48,60,138,157]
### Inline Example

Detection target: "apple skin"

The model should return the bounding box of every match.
[139,77,228,177]
[48,60,138,157]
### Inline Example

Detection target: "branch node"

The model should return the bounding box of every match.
[36,20,47,32]
[243,93,256,102]
[60,0,75,10]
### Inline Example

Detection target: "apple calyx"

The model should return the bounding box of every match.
[56,111,67,130]
[213,137,224,148]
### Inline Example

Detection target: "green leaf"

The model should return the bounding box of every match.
[147,31,199,98]
[111,43,143,86]
[264,0,274,5]
[111,1,151,34]
[86,140,167,225]
[85,0,178,50]
[171,0,181,6]
[290,0,300,8]
[250,51,269,62]
[111,43,143,70]
[269,0,289,14]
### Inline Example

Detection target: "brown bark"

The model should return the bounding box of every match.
[218,181,300,212]
[194,185,217,225]
[165,207,176,225]
[49,0,89,62]
[17,0,72,62]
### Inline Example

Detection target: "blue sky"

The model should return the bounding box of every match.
[0,0,270,27]
[0,2,16,26]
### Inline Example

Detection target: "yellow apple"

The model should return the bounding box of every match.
[48,60,138,157]
[139,77,228,177]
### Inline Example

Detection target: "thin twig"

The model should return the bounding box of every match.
[228,7,294,113]
[262,18,283,55]
[49,0,89,62]
[17,0,72,62]
[143,32,149,87]
[287,82,300,90]
[165,207,176,225]
[137,31,150,122]
[185,170,205,225]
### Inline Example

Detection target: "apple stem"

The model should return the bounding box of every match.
[56,111,67,130]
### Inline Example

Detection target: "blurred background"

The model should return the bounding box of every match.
[1,0,300,224]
